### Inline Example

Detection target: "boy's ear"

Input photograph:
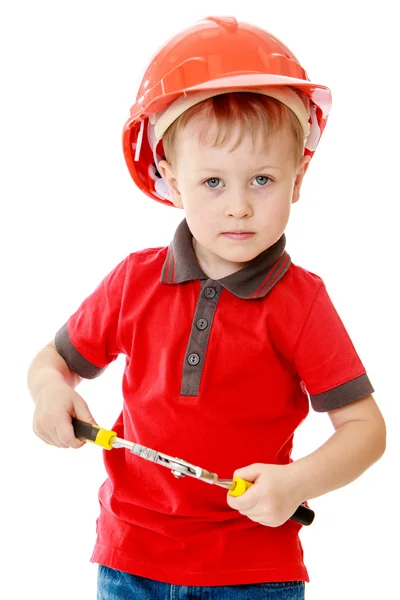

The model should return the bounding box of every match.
[292,155,311,204]
[158,159,183,208]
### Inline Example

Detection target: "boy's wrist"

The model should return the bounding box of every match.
[286,460,311,504]
[31,378,67,406]
[28,346,80,402]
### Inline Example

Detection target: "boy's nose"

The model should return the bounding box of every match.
[224,192,253,219]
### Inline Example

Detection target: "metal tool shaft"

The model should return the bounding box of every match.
[72,420,315,526]
[113,437,218,483]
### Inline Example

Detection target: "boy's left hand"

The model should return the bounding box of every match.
[226,463,303,528]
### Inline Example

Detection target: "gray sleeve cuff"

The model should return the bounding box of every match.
[310,373,375,412]
[54,323,106,380]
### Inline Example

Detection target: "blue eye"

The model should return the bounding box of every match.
[254,176,270,186]
[205,178,221,188]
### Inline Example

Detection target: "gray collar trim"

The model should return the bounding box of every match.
[161,219,291,299]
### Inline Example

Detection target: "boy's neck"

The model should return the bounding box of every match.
[192,237,248,281]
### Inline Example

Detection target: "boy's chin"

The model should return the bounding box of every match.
[216,248,259,266]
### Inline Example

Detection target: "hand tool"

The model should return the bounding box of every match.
[72,418,315,526]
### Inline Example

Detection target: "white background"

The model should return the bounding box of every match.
[1,1,398,598]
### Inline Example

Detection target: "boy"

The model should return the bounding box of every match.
[28,16,386,600]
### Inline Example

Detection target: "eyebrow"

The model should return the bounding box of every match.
[196,165,283,172]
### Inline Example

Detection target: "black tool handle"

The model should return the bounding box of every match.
[291,503,315,526]
[72,418,99,442]
[71,418,116,449]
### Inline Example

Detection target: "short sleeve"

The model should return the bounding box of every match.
[54,256,129,379]
[293,283,374,412]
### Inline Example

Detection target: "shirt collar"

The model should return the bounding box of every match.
[161,219,291,299]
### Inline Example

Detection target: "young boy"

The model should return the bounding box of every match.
[28,16,386,600]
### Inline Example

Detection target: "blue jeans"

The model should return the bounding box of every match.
[97,565,305,599]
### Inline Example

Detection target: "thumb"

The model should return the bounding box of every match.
[73,396,98,427]
[233,463,265,484]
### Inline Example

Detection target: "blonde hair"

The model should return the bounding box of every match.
[162,91,306,167]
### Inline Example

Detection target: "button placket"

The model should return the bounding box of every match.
[181,280,222,396]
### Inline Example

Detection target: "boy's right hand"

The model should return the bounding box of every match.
[33,380,97,449]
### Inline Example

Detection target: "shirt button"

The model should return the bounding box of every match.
[187,353,200,366]
[204,287,216,299]
[196,318,208,330]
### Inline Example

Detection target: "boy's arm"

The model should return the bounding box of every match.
[227,281,385,526]
[47,339,83,388]
[28,340,83,400]
[289,393,386,501]
[227,393,386,527]
[287,282,385,499]
[28,255,129,447]
[28,341,95,448]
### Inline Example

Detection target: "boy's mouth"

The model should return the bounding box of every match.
[221,231,255,240]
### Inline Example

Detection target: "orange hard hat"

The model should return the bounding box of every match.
[122,16,332,206]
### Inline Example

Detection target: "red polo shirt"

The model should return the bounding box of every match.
[55,219,373,586]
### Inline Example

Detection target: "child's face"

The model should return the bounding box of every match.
[159,113,310,278]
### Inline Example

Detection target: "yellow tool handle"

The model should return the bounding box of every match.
[228,476,253,497]
[72,418,116,450]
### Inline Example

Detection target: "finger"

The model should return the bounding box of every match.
[58,418,86,449]
[33,423,59,447]
[73,399,98,427]
[240,512,266,524]
[226,487,259,512]
[49,426,69,448]
[238,507,265,520]
[233,463,265,482]
[34,430,54,446]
